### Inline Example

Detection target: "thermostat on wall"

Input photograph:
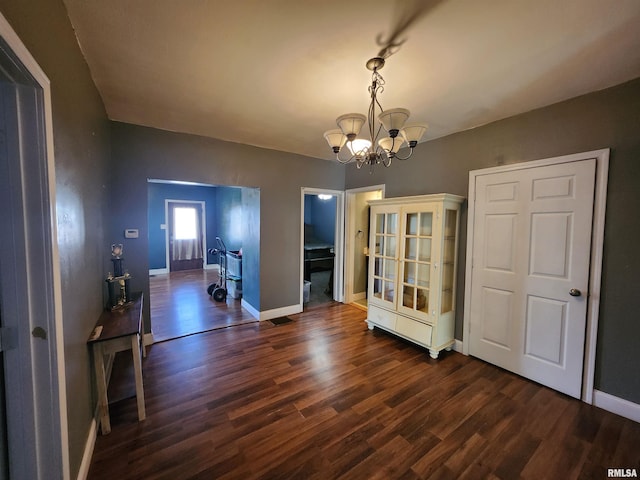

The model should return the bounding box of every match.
[124,229,139,239]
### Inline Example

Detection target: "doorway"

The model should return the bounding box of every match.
[344,185,385,309]
[167,200,205,272]
[0,16,69,478]
[147,180,257,342]
[463,149,609,402]
[300,188,344,307]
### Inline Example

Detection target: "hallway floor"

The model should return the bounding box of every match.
[149,269,256,342]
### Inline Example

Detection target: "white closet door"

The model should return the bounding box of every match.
[469,158,596,398]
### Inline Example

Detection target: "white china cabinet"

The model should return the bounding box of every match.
[366,194,464,358]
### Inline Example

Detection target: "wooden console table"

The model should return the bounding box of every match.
[87,292,146,434]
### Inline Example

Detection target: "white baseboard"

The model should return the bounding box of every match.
[352,292,366,301]
[593,389,640,423]
[240,299,260,319]
[77,416,97,480]
[453,339,464,353]
[149,268,167,275]
[240,299,302,321]
[151,265,218,276]
[259,304,303,321]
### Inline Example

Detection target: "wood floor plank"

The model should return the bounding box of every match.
[88,300,640,479]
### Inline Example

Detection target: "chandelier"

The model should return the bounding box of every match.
[323,56,427,171]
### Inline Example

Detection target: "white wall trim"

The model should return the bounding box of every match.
[150,264,215,275]
[149,268,168,276]
[0,12,70,479]
[453,339,464,353]
[76,418,97,480]
[241,299,302,321]
[593,390,640,424]
[462,148,610,405]
[241,299,260,319]
[352,292,366,302]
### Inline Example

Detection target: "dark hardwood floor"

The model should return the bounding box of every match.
[89,302,640,479]
[149,269,256,342]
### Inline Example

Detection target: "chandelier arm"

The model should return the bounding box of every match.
[335,147,356,164]
[393,147,414,161]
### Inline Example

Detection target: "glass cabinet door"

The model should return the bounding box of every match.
[399,208,435,318]
[371,210,398,306]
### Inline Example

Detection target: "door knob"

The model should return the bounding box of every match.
[569,288,582,297]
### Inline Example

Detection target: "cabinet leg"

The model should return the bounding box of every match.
[429,348,439,359]
[366,321,374,331]
[445,346,453,352]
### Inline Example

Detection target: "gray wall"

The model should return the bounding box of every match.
[345,77,640,405]
[241,187,261,308]
[0,1,112,477]
[109,122,345,324]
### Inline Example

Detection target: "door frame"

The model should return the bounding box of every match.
[344,185,385,305]
[0,13,70,479]
[164,199,207,272]
[462,149,609,403]
[300,188,345,305]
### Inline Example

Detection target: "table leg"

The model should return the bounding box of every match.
[92,343,111,434]
[131,333,146,421]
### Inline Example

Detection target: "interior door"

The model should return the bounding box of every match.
[468,158,596,398]
[168,202,204,272]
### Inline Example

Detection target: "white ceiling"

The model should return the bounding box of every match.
[63,0,640,161]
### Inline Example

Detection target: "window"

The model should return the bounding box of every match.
[174,207,197,240]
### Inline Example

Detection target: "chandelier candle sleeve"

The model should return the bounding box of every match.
[323,56,428,172]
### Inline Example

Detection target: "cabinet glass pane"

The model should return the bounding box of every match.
[374,258,382,276]
[419,213,433,236]
[418,238,432,262]
[384,236,396,257]
[383,281,395,303]
[416,263,430,288]
[443,238,456,263]
[384,259,396,281]
[373,278,382,299]
[406,213,418,235]
[376,214,385,234]
[441,209,457,314]
[417,288,429,314]
[404,262,416,284]
[375,235,384,255]
[444,209,457,237]
[405,238,417,260]
[441,290,453,314]
[402,285,430,313]
[387,213,397,235]
[402,285,414,308]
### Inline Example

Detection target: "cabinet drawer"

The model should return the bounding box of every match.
[368,305,396,330]
[396,316,432,346]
